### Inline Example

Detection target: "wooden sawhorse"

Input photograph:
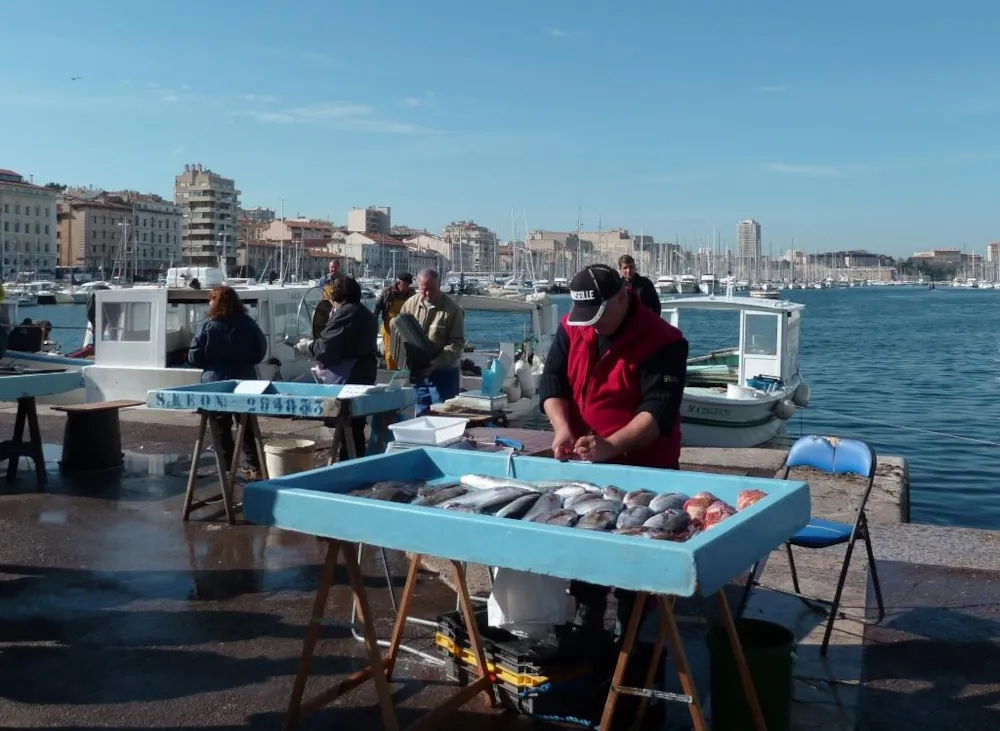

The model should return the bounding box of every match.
[284,543,496,731]
[182,410,268,524]
[284,548,768,731]
[0,396,46,485]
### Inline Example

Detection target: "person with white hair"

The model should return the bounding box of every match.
[397,268,466,414]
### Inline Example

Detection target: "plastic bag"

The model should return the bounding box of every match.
[487,568,572,639]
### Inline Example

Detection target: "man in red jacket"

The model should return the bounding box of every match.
[539,263,688,729]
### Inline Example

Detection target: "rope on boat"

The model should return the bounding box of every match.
[805,406,1000,448]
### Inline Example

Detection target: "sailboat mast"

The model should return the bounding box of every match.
[279,198,285,284]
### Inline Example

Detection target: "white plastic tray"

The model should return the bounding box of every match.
[388,416,469,446]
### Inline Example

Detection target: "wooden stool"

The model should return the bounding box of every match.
[51,400,144,472]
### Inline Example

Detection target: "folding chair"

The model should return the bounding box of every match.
[737,435,885,655]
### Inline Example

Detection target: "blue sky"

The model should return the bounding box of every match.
[1,0,998,257]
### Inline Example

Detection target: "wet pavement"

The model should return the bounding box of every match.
[0,413,528,730]
[2,409,998,730]
[858,561,1000,730]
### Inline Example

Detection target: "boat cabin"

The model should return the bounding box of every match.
[86,284,318,400]
[661,295,802,392]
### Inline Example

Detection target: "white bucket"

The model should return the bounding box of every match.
[264,439,316,478]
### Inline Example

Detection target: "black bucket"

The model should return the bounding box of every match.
[706,619,796,731]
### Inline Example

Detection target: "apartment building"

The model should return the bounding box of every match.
[261,218,334,244]
[0,169,58,276]
[347,206,391,235]
[175,163,240,268]
[737,219,761,260]
[58,190,181,279]
[441,220,498,272]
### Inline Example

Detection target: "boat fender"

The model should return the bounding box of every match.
[514,360,536,398]
[774,399,797,420]
[792,383,811,407]
[504,382,522,403]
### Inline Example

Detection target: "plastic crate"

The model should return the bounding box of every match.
[435,609,615,688]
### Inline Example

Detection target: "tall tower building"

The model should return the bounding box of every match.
[174,164,240,268]
[737,219,761,260]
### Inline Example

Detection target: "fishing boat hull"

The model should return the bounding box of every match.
[0,350,313,405]
[680,386,798,448]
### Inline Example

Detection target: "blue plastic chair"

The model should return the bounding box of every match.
[738,435,885,655]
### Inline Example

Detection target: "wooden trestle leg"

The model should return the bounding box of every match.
[284,544,496,731]
[717,590,768,731]
[600,590,774,731]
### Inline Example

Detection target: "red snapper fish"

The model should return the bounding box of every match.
[704,500,737,529]
[683,492,719,522]
[737,489,768,511]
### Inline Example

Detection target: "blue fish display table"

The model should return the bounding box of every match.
[244,447,811,731]
[0,370,83,486]
[147,381,416,524]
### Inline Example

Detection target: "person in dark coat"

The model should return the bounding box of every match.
[304,275,379,460]
[618,254,661,316]
[188,285,268,476]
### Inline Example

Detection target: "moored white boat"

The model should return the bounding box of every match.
[0,267,317,404]
[661,291,809,448]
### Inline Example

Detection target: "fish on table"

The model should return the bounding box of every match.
[649,492,687,513]
[576,509,618,531]
[412,485,470,507]
[617,506,655,529]
[567,498,622,517]
[527,508,579,527]
[521,492,563,521]
[459,474,540,492]
[643,508,690,532]
[494,492,541,519]
[624,489,656,508]
[441,486,534,513]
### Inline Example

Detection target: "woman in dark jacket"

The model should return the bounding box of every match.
[188,285,268,476]
[309,275,378,459]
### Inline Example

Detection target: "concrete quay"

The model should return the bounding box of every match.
[0,404,996,730]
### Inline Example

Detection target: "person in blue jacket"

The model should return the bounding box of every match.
[188,285,268,477]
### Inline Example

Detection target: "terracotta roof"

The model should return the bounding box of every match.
[0,169,20,177]
[357,233,407,246]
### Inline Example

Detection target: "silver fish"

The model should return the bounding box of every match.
[495,493,541,519]
[534,479,599,491]
[554,485,591,498]
[442,486,533,512]
[576,510,618,531]
[643,508,690,532]
[649,492,687,513]
[565,490,607,508]
[616,506,655,529]
[522,492,563,520]
[570,499,623,517]
[460,474,539,492]
[413,485,470,507]
[352,482,419,503]
[602,486,627,502]
[534,509,579,527]
[624,489,656,508]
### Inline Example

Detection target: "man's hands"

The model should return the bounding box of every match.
[294,338,313,356]
[552,426,575,460]
[572,434,620,463]
[552,428,620,463]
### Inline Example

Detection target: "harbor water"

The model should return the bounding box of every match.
[29,285,1000,530]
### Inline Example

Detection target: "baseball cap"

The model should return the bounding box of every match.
[567,264,624,326]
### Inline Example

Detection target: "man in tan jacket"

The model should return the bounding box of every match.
[399,268,466,413]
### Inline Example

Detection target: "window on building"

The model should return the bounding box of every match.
[45,225,49,235]
[92,231,97,239]
[14,205,20,214]
[44,208,49,217]
[2,222,6,232]
[35,206,39,216]
[92,215,96,223]
[13,223,19,233]
[45,244,49,253]
[34,224,39,234]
